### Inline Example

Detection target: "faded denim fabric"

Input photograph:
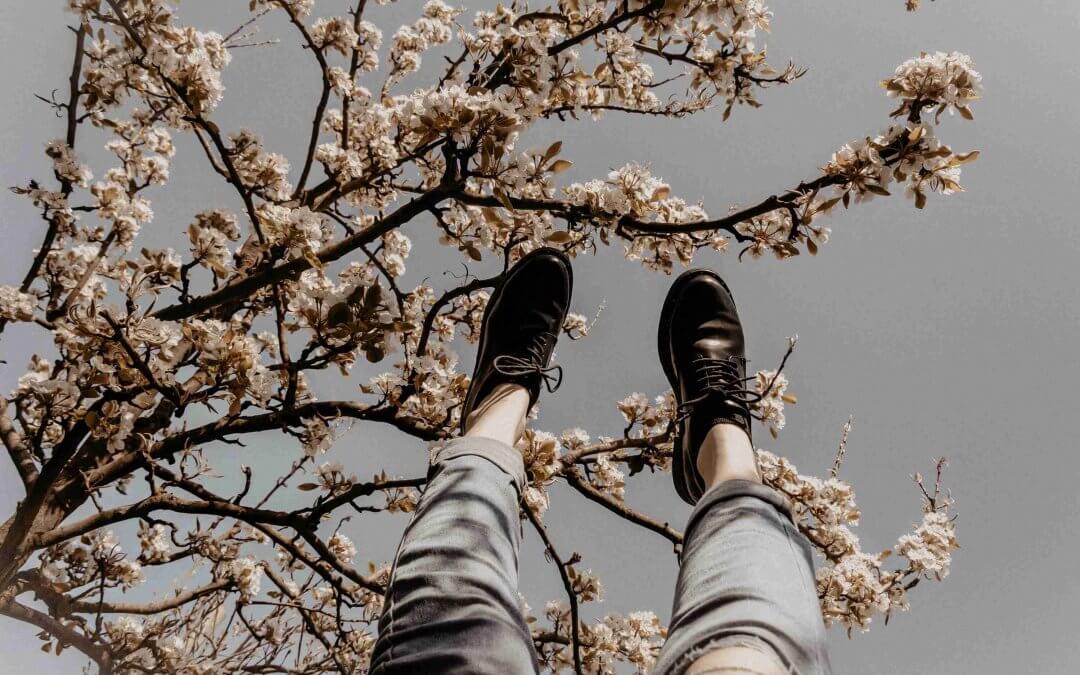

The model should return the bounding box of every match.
[652,479,832,675]
[369,437,538,675]
[370,438,830,675]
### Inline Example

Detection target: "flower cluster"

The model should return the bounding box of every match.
[823,122,979,211]
[536,601,667,675]
[46,139,93,187]
[327,532,357,564]
[519,429,564,515]
[758,450,958,631]
[387,0,461,85]
[39,529,144,593]
[752,369,797,438]
[137,522,171,563]
[883,51,981,120]
[222,556,263,600]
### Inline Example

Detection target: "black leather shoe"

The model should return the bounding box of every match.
[460,248,573,434]
[658,269,754,505]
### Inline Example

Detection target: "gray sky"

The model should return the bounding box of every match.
[2,1,1078,673]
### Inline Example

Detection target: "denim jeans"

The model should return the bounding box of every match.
[369,437,831,675]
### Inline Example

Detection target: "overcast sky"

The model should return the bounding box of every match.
[2,1,1079,673]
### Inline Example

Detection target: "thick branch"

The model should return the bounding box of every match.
[548,1,664,56]
[562,467,683,546]
[0,598,114,674]
[1,397,38,486]
[87,400,440,491]
[153,189,446,321]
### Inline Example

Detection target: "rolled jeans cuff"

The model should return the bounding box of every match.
[655,478,831,675]
[684,479,796,547]
[432,436,527,494]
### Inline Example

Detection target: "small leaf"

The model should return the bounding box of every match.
[782,393,798,404]
[545,231,573,244]
[494,189,515,213]
[297,483,319,491]
[958,106,974,120]
[543,141,563,162]
[866,185,891,197]
[817,197,841,212]
[953,150,980,165]
[806,239,818,256]
[651,186,671,201]
[549,159,573,174]
[914,190,927,209]
[362,284,382,314]
[327,302,352,327]
[463,244,483,262]
[626,455,646,477]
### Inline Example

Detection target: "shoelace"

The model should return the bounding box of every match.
[492,331,564,393]
[674,355,759,425]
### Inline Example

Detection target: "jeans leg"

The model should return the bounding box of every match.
[652,480,832,675]
[369,437,539,675]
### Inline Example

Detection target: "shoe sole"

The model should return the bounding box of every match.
[460,247,574,435]
[657,268,733,504]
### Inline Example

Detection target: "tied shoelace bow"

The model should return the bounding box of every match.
[675,355,761,425]
[491,331,564,393]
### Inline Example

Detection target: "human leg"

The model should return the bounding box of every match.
[652,271,831,675]
[370,249,573,675]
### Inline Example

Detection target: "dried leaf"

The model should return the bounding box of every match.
[817,197,841,213]
[494,189,515,213]
[543,141,562,162]
[953,150,980,165]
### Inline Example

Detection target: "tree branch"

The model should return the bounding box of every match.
[153,188,447,321]
[562,467,683,547]
[0,598,115,674]
[524,505,583,674]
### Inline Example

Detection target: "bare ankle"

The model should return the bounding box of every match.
[463,383,530,446]
[696,423,761,491]
[686,645,787,675]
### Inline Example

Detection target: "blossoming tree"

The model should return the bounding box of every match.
[0,0,972,672]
